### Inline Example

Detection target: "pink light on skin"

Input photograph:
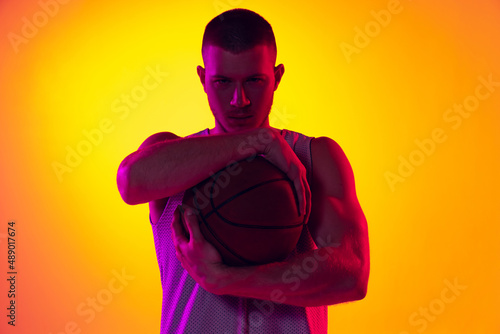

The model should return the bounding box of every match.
[197,44,285,134]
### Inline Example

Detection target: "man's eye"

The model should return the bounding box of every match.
[214,79,229,84]
[248,78,263,83]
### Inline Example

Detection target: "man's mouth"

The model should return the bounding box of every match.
[228,114,252,119]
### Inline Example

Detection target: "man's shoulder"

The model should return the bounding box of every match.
[279,129,343,153]
[311,136,347,166]
[310,136,355,198]
[311,136,342,152]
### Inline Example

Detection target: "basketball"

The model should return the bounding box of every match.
[182,156,306,266]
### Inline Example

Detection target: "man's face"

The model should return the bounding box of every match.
[197,44,284,134]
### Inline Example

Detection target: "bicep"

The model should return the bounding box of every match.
[309,137,368,252]
[117,131,179,206]
[119,131,180,169]
[138,132,180,223]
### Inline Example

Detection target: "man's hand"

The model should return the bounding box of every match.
[171,205,229,294]
[261,128,311,220]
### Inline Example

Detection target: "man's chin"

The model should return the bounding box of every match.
[225,118,257,131]
[213,116,269,133]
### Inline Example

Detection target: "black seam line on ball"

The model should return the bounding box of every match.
[196,208,258,266]
[206,177,305,229]
[207,177,290,218]
[205,177,303,227]
[214,214,305,229]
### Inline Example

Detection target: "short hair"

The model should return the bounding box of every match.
[202,8,277,64]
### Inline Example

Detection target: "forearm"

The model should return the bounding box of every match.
[118,128,271,204]
[218,245,366,308]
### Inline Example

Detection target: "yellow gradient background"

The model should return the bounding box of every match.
[1,0,499,333]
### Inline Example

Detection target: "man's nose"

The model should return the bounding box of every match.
[230,83,250,108]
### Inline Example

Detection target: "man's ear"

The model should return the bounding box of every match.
[197,66,206,92]
[273,64,285,91]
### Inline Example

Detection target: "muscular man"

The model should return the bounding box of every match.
[117,8,369,334]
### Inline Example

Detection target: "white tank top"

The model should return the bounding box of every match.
[150,128,327,333]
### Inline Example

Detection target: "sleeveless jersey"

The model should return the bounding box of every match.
[150,128,328,334]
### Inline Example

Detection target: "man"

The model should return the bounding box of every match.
[117,8,369,334]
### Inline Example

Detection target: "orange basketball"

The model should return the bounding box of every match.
[182,156,306,266]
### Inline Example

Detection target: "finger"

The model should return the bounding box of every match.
[175,249,182,261]
[175,250,187,269]
[181,206,203,242]
[303,175,312,223]
[284,163,303,217]
[298,164,310,219]
[293,175,305,217]
[172,205,189,243]
[302,178,308,218]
